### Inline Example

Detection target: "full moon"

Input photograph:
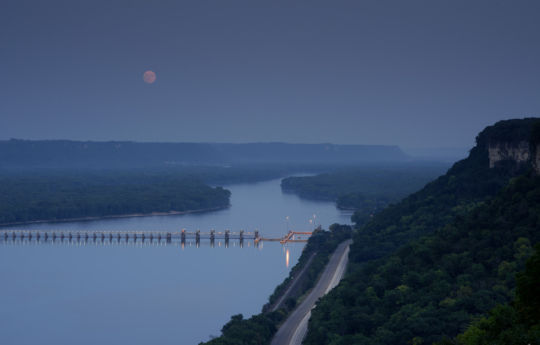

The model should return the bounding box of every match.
[143,70,156,84]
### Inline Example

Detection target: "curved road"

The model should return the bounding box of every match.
[271,239,352,345]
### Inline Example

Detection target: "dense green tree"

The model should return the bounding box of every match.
[280,163,448,211]
[449,245,540,345]
[0,172,231,224]
[304,119,540,345]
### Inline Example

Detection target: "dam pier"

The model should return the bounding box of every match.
[0,229,313,247]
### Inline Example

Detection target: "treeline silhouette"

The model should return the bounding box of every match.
[0,140,408,170]
[280,163,448,214]
[0,172,230,224]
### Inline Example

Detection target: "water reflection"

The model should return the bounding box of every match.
[0,178,351,345]
[285,248,290,268]
[0,236,267,249]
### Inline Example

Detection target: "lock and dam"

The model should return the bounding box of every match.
[0,229,314,247]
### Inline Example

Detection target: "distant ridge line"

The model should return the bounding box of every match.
[0,140,409,170]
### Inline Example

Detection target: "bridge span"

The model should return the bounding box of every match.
[0,229,312,247]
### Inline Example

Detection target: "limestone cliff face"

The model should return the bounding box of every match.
[487,141,540,174]
[475,118,540,174]
[487,141,530,168]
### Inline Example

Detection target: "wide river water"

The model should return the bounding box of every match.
[0,178,351,345]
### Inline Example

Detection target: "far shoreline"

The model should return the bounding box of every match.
[0,205,230,228]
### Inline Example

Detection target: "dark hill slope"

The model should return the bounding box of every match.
[350,118,540,262]
[446,244,540,345]
[304,118,540,344]
[305,174,540,345]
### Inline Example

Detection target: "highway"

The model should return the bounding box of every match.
[270,252,317,312]
[270,239,352,345]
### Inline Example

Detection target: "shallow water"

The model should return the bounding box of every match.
[0,178,351,345]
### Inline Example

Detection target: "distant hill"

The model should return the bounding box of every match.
[0,140,409,171]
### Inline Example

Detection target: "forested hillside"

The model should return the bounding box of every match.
[305,174,540,345]
[280,163,448,210]
[447,244,540,345]
[350,118,539,257]
[303,118,540,345]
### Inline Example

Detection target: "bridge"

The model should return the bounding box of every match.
[0,229,313,247]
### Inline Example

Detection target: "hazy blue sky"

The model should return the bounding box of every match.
[1,0,539,148]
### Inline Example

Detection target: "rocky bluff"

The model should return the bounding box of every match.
[476,118,540,174]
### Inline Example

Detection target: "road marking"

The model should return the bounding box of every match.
[290,310,311,345]
[325,245,349,294]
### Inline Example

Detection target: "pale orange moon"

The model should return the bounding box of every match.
[143,70,156,84]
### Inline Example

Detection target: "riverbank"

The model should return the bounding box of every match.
[1,176,352,345]
[200,224,353,345]
[0,205,230,228]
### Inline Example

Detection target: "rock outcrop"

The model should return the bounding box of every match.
[479,118,540,174]
[488,141,531,168]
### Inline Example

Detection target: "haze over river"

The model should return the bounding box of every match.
[0,178,351,345]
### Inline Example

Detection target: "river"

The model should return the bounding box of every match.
[0,178,351,345]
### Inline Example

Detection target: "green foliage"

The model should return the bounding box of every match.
[302,119,540,345]
[515,243,540,326]
[280,163,448,211]
[349,144,514,263]
[450,245,540,345]
[304,175,540,345]
[0,171,231,224]
[200,312,284,345]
